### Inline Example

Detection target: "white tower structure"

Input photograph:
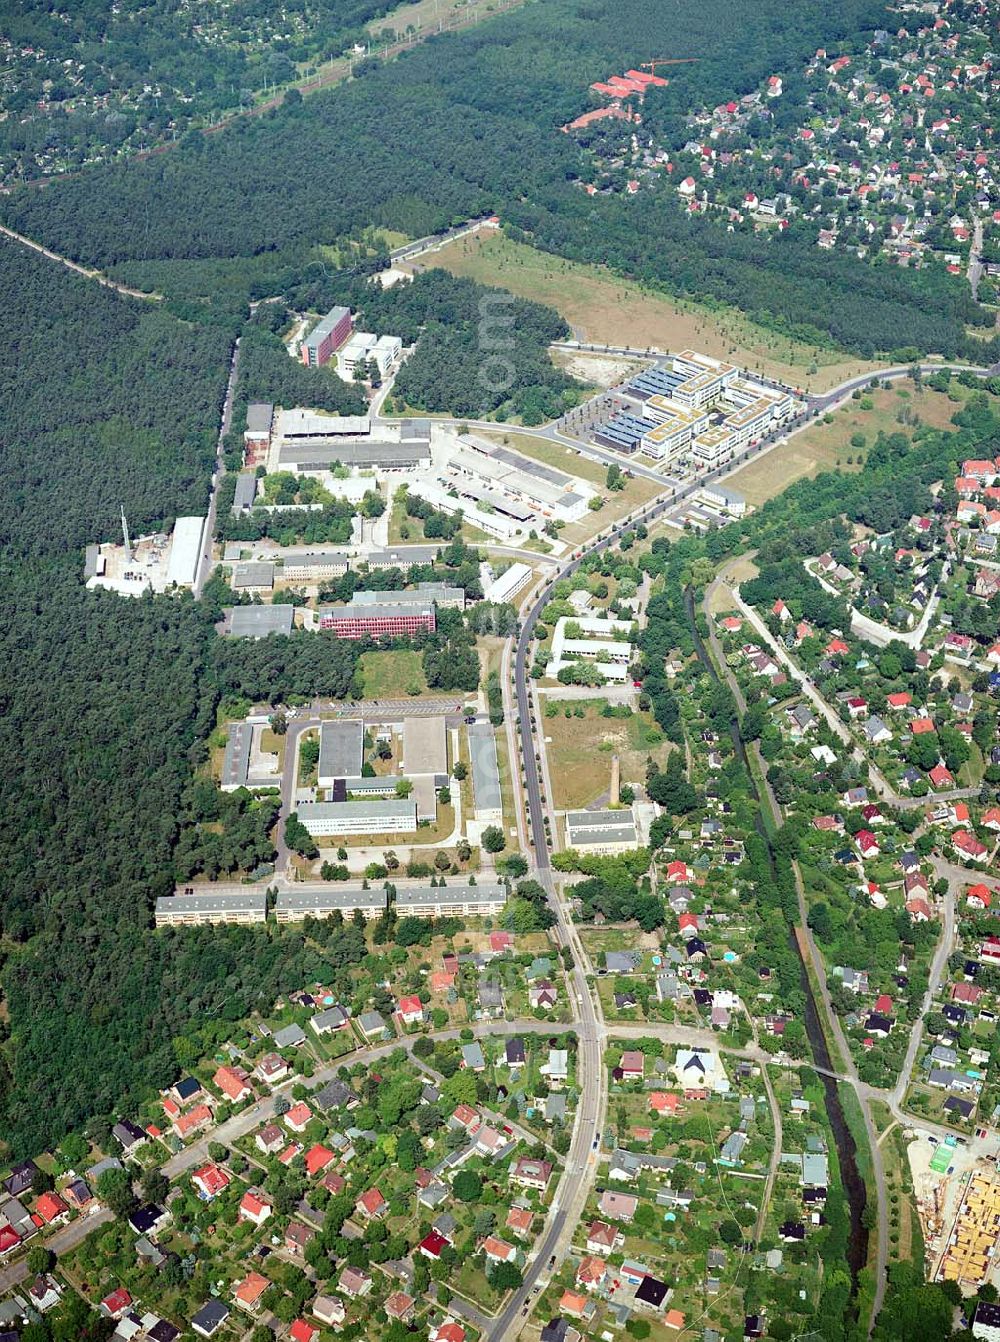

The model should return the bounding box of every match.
[120,505,133,562]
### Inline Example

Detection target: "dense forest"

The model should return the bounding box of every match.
[0,242,289,1156]
[4,0,988,362]
[0,0,423,181]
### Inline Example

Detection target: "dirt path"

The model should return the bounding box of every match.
[0,223,161,300]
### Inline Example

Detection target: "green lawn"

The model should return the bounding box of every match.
[360,650,429,698]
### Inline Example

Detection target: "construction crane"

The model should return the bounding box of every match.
[640,58,699,73]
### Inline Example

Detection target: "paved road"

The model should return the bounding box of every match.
[195,336,240,598]
[0,1208,114,1293]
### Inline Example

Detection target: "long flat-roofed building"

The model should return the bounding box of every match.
[298,799,418,837]
[468,723,502,823]
[274,886,387,922]
[351,583,465,611]
[224,605,295,639]
[318,721,364,788]
[281,408,371,439]
[565,808,639,855]
[314,601,435,640]
[166,517,206,587]
[232,473,259,514]
[277,441,429,473]
[155,889,268,927]
[394,883,508,918]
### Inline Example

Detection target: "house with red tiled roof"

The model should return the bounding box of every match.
[192,1163,230,1200]
[649,1091,680,1115]
[982,808,1000,832]
[952,981,984,1005]
[905,897,933,923]
[233,1271,269,1313]
[173,1103,213,1140]
[586,1220,623,1253]
[506,1206,534,1238]
[304,1144,335,1177]
[431,1324,467,1342]
[289,1320,318,1342]
[284,1102,312,1133]
[356,1186,386,1220]
[856,829,880,858]
[100,1288,133,1319]
[887,691,911,710]
[827,638,849,656]
[384,1292,415,1322]
[483,1235,517,1264]
[967,884,993,910]
[213,1065,252,1103]
[910,717,936,735]
[397,995,424,1025]
[929,763,954,789]
[954,830,988,860]
[577,1255,608,1289]
[238,1189,272,1226]
[34,1192,68,1225]
[418,1231,449,1260]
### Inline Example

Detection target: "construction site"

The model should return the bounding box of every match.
[909,1132,1000,1293]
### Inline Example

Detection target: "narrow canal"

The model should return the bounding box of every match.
[684,588,869,1294]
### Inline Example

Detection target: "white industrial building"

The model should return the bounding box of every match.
[565,808,639,854]
[298,799,418,837]
[280,408,372,439]
[546,616,634,683]
[85,513,206,597]
[485,562,533,604]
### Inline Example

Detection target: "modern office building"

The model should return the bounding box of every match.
[300,306,353,367]
[314,601,436,640]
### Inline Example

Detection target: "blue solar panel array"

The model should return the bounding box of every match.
[627,366,684,400]
[592,412,648,453]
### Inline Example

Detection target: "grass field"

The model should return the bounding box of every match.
[542,700,672,808]
[360,650,428,698]
[724,377,965,507]
[407,232,889,394]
